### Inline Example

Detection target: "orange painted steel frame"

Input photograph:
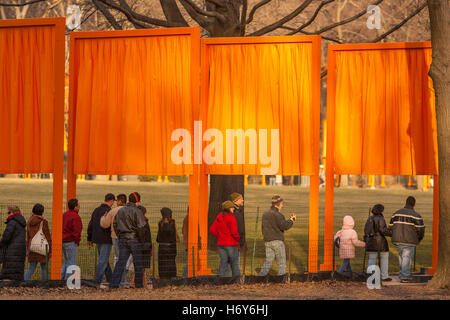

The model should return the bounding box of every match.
[324,42,438,274]
[0,18,66,280]
[201,35,322,273]
[68,27,204,277]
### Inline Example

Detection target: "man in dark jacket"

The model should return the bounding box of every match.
[110,192,147,289]
[62,198,82,280]
[0,205,26,281]
[259,196,296,276]
[389,196,425,283]
[364,204,392,281]
[87,193,115,285]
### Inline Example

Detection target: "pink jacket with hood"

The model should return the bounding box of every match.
[334,215,365,259]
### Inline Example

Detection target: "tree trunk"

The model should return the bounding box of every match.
[427,0,450,289]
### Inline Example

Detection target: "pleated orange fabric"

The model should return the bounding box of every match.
[204,42,314,175]
[0,25,55,173]
[334,48,437,175]
[72,35,194,175]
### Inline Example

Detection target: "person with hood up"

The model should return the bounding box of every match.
[156,207,179,279]
[334,215,366,273]
[209,201,241,277]
[0,205,27,281]
[25,203,52,280]
[364,204,392,281]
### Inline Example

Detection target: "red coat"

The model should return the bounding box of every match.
[209,212,240,246]
[62,210,83,245]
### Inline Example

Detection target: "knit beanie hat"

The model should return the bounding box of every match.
[222,201,235,211]
[230,192,243,202]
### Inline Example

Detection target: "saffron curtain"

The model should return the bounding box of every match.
[204,42,315,175]
[0,25,55,173]
[72,35,194,175]
[334,48,438,175]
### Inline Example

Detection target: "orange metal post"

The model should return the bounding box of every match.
[429,175,439,275]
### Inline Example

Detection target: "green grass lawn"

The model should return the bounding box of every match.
[0,178,434,279]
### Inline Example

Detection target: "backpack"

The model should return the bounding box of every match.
[29,221,49,256]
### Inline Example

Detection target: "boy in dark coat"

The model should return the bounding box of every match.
[0,205,27,281]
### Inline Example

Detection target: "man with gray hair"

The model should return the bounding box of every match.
[259,195,296,276]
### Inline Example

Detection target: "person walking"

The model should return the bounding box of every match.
[100,193,130,287]
[61,198,82,280]
[364,204,392,281]
[334,215,366,273]
[87,193,115,286]
[258,196,295,276]
[0,205,27,281]
[210,201,241,277]
[389,196,425,283]
[156,207,180,279]
[24,204,52,281]
[109,192,147,289]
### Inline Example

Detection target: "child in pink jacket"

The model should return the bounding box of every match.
[334,215,366,273]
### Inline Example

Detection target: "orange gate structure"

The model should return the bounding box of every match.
[200,35,322,273]
[0,18,66,280]
[322,42,439,274]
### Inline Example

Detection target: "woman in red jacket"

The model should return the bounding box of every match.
[209,201,240,277]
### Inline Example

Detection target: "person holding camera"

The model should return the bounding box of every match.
[258,195,296,276]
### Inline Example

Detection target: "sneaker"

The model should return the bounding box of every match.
[382,278,392,282]
[99,283,109,289]
[400,278,414,283]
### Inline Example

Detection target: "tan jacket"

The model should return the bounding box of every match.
[100,205,124,239]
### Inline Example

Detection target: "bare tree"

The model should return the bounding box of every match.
[427,0,450,289]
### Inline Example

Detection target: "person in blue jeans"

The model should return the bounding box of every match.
[389,196,425,283]
[87,193,115,285]
[61,198,82,280]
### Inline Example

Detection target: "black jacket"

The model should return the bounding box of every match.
[364,213,391,252]
[0,215,27,280]
[389,205,425,246]
[261,207,293,242]
[113,202,147,241]
[87,203,112,244]
[234,204,246,248]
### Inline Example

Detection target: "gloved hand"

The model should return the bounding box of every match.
[290,213,296,222]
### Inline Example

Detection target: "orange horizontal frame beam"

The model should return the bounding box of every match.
[323,41,438,273]
[200,35,322,273]
[0,17,66,280]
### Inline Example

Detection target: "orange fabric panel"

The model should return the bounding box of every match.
[72,35,194,175]
[204,42,314,175]
[0,25,55,173]
[334,48,437,175]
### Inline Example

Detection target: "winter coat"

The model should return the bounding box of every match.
[113,203,147,240]
[26,215,52,263]
[62,210,83,245]
[156,219,178,244]
[0,215,27,280]
[261,206,293,242]
[141,220,152,269]
[334,216,365,259]
[87,203,112,244]
[234,204,246,248]
[364,213,391,253]
[389,205,425,246]
[209,212,240,247]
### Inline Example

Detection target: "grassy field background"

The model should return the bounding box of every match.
[0,178,434,280]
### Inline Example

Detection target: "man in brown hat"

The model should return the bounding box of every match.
[259,195,296,276]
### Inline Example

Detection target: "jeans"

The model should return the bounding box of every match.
[96,243,113,284]
[368,252,389,279]
[112,238,131,286]
[218,246,240,277]
[110,238,143,288]
[25,262,48,281]
[61,242,78,280]
[224,251,240,277]
[259,240,286,276]
[338,258,352,273]
[397,245,415,280]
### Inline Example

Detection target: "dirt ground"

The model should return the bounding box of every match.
[0,281,448,300]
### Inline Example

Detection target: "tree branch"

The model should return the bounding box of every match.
[0,0,44,7]
[246,0,272,24]
[178,0,211,28]
[159,0,189,26]
[249,0,315,36]
[179,0,227,24]
[240,0,248,36]
[281,25,343,43]
[287,0,335,35]
[93,0,122,30]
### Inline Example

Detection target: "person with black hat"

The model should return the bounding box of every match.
[259,195,296,276]
[156,207,180,279]
[87,193,115,285]
[210,201,241,277]
[364,204,392,281]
